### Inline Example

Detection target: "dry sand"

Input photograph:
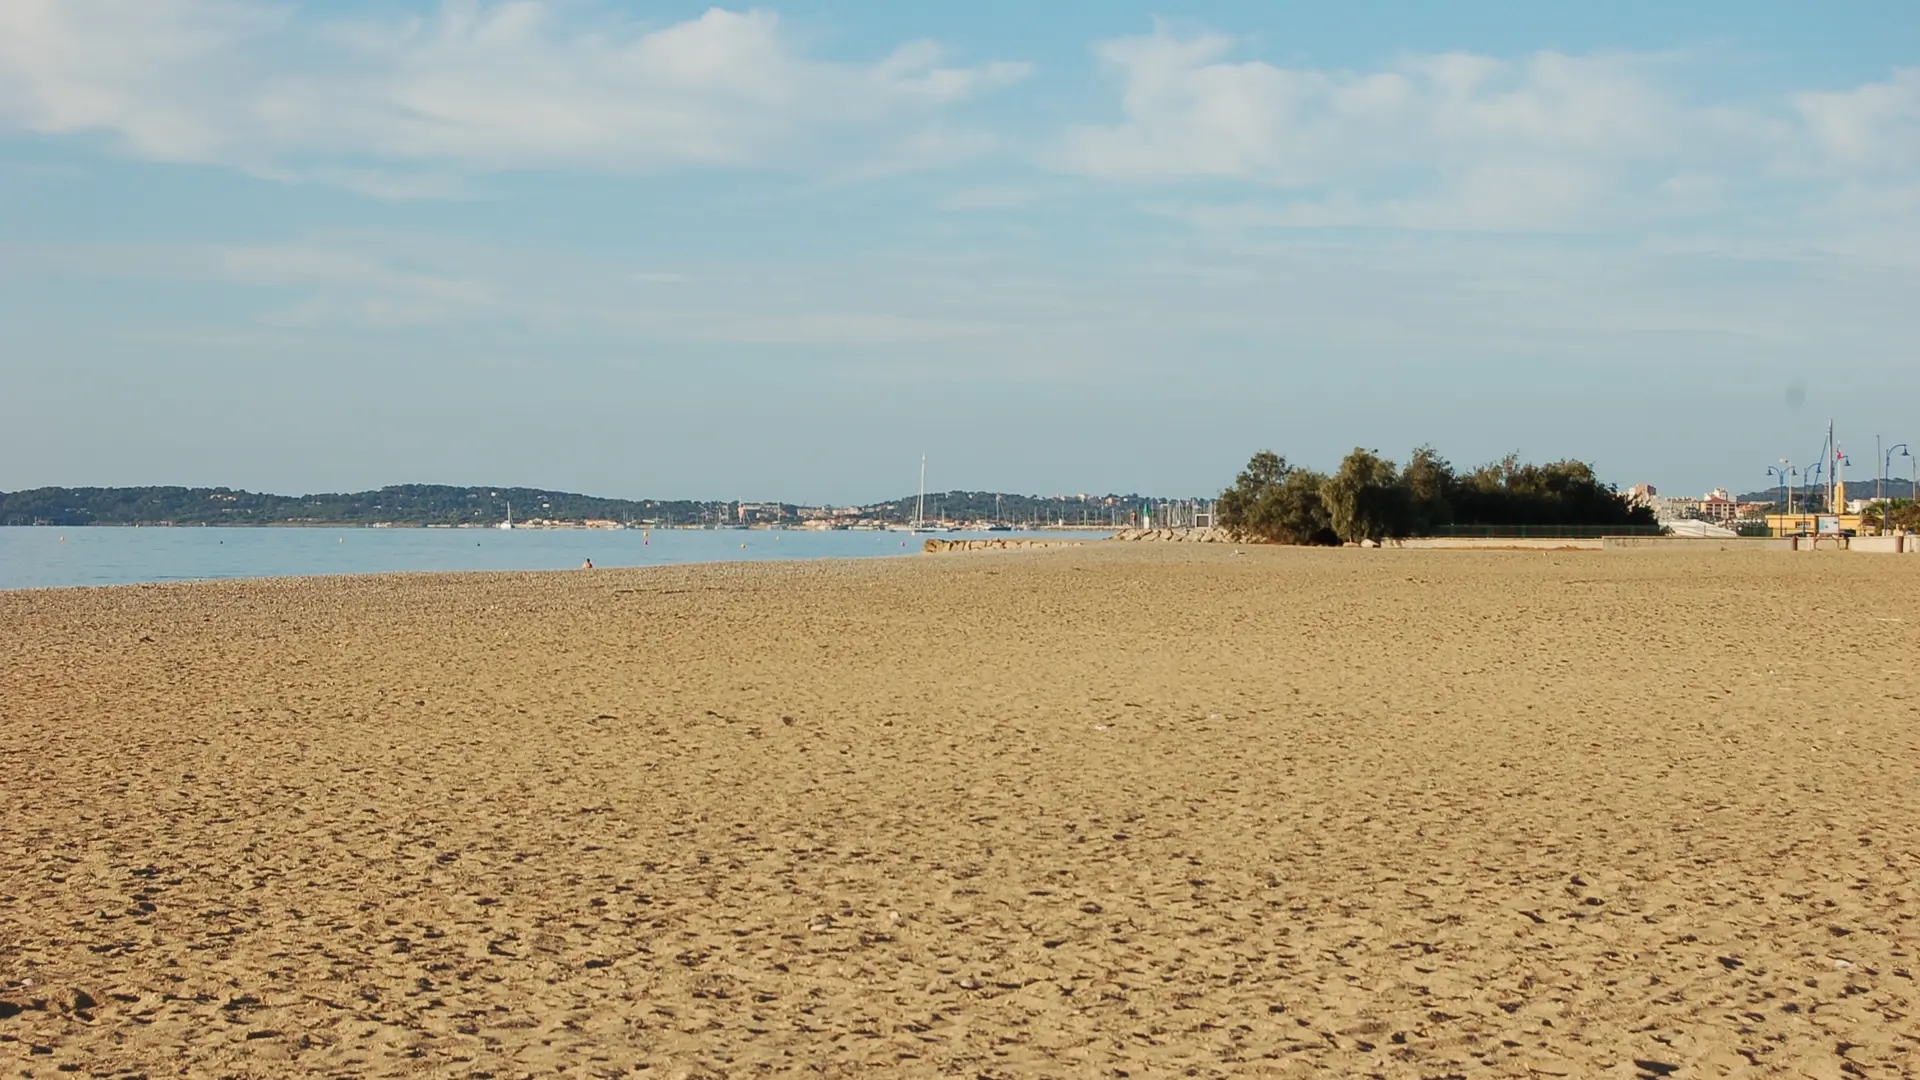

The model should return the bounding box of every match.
[2,545,1917,1079]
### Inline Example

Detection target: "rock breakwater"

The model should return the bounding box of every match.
[1106,527,1246,543]
[921,537,1089,553]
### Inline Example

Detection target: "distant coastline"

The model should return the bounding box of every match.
[0,483,1164,530]
[1,518,851,530]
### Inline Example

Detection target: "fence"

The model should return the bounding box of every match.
[1430,524,1667,539]
[1148,500,1216,530]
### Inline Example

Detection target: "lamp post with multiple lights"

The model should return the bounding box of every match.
[1767,462,1798,533]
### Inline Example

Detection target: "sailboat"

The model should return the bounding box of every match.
[499,501,514,530]
[889,455,935,532]
[985,493,1010,530]
[910,455,949,533]
[916,455,927,533]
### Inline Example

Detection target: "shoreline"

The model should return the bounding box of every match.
[0,549,932,596]
[0,527,1109,593]
[0,521,1128,532]
[11,528,1906,593]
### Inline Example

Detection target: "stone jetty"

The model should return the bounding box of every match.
[921,537,1090,553]
[923,528,1247,553]
[1105,527,1246,543]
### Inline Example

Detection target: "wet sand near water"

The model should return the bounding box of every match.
[2,545,1917,1078]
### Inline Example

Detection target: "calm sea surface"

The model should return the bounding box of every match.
[0,526,1099,591]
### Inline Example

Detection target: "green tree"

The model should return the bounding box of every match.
[1321,448,1406,543]
[1218,452,1337,544]
[1216,451,1285,535]
[1400,445,1455,535]
[1218,445,1651,541]
[1861,499,1918,534]
[1447,453,1654,529]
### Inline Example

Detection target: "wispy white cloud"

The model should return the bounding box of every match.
[204,238,1008,344]
[1054,35,1704,187]
[1053,28,1916,237]
[934,185,1045,211]
[1792,69,1920,175]
[218,244,500,326]
[0,0,1031,191]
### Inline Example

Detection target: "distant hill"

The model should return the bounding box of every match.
[1737,479,1917,506]
[0,485,1174,527]
[0,485,722,527]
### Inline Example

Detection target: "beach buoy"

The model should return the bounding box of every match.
[741,543,747,549]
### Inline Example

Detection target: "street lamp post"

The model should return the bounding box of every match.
[1838,454,1851,525]
[1767,463,1797,535]
[1889,443,1912,533]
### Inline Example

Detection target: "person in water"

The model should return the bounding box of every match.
[581,558,594,569]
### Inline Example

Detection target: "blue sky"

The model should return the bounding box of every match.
[3,2,1917,502]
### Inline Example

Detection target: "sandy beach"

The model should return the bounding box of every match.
[3,545,1917,1078]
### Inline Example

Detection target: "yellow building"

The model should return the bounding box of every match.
[1764,483,1876,536]
[1765,513,1865,537]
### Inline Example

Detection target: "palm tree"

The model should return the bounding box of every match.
[1861,499,1918,534]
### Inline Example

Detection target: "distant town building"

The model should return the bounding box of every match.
[1696,488,1738,523]
[1650,496,1697,521]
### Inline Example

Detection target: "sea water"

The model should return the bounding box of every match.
[0,526,1095,590]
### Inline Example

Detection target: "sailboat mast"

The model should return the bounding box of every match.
[917,455,927,530]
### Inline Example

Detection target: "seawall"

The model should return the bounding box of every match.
[1603,535,1915,553]
[1602,536,1797,552]
[1394,538,1603,550]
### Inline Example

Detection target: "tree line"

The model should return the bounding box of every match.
[1217,447,1657,544]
